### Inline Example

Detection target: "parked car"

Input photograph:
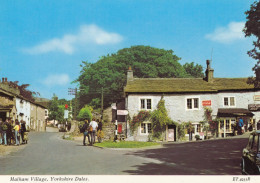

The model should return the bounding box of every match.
[241,131,260,175]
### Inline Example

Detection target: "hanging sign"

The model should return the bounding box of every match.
[248,104,260,111]
[64,110,69,119]
[254,95,260,101]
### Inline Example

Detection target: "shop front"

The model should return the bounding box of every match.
[217,108,254,137]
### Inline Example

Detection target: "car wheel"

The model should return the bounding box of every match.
[241,159,246,175]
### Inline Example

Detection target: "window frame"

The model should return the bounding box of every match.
[186,97,200,110]
[223,96,236,107]
[139,98,152,110]
[140,122,152,135]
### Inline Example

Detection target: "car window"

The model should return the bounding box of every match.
[247,135,254,150]
[252,135,258,153]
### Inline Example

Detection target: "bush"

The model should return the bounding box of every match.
[77,105,92,121]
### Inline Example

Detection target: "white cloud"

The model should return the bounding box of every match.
[43,74,69,86]
[23,24,123,54]
[205,22,245,43]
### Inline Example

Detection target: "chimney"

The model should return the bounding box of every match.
[1,78,4,83]
[205,60,214,83]
[127,66,133,83]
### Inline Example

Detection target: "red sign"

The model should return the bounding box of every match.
[65,104,68,109]
[118,124,122,133]
[202,100,211,106]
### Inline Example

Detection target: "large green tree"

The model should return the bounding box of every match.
[183,62,204,78]
[48,94,65,124]
[244,1,260,86]
[75,45,204,108]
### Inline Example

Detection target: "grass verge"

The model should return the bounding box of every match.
[94,141,160,148]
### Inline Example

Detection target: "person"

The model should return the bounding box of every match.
[82,120,90,146]
[89,118,98,145]
[2,118,9,146]
[6,118,13,145]
[0,119,3,145]
[238,118,244,135]
[97,119,102,132]
[13,120,20,146]
[21,120,27,144]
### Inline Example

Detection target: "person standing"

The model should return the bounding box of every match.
[0,119,3,145]
[97,119,102,132]
[2,118,9,146]
[89,118,98,145]
[13,120,20,146]
[6,118,13,145]
[82,120,90,146]
[21,120,26,144]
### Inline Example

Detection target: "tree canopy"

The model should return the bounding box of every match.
[8,81,40,101]
[75,45,204,108]
[244,1,260,86]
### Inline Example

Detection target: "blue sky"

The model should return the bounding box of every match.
[0,0,257,100]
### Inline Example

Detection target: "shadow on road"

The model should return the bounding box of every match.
[123,138,248,175]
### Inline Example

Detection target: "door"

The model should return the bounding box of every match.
[168,125,175,141]
[168,128,174,141]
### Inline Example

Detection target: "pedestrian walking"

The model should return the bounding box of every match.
[13,120,20,146]
[21,120,27,144]
[89,118,98,145]
[82,120,90,146]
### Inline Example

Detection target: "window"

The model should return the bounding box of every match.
[225,119,230,130]
[140,99,152,110]
[252,135,258,153]
[141,99,145,109]
[224,97,235,107]
[187,98,199,110]
[247,135,254,149]
[147,99,152,109]
[140,122,152,134]
[141,123,146,133]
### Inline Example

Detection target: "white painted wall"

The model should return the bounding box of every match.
[126,91,260,140]
[16,97,31,128]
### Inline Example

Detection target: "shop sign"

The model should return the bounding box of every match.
[248,104,260,111]
[254,95,260,101]
[202,100,211,106]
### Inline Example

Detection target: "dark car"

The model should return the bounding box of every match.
[241,131,260,175]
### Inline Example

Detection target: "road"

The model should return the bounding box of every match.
[0,131,249,175]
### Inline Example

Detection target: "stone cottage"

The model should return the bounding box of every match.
[124,60,260,141]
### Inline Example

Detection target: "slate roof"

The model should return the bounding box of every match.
[124,77,256,93]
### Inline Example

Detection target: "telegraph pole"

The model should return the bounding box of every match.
[68,88,78,120]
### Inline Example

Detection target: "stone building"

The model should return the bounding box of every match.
[0,77,46,131]
[0,78,19,121]
[124,60,260,141]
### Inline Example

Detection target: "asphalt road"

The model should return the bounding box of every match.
[0,132,249,175]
